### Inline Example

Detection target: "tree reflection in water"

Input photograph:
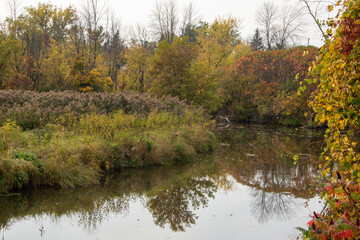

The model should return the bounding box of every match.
[0,125,324,236]
[0,163,218,234]
[250,190,295,223]
[77,197,131,231]
[215,125,323,223]
[146,178,216,231]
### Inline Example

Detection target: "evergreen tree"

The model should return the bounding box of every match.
[250,28,264,51]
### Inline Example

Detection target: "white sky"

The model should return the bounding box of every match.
[0,0,326,47]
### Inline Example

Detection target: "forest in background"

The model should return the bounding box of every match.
[0,0,320,125]
[1,0,360,239]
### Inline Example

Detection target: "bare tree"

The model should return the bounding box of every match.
[180,2,200,42]
[7,0,22,21]
[300,0,333,39]
[103,13,126,91]
[81,0,107,32]
[273,4,305,49]
[256,2,278,50]
[149,0,178,44]
[130,24,152,48]
[81,0,108,65]
[257,2,307,49]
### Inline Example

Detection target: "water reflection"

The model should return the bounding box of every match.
[0,162,219,235]
[250,191,295,223]
[215,125,322,224]
[0,125,324,239]
[146,178,216,231]
[216,125,322,199]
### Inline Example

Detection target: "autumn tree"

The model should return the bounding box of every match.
[0,1,122,92]
[51,7,77,43]
[0,37,24,89]
[149,37,220,111]
[4,3,76,89]
[189,16,242,110]
[69,0,118,92]
[119,24,156,93]
[149,37,197,99]
[196,17,241,71]
[70,54,112,92]
[40,41,72,90]
[299,1,360,238]
[218,46,318,123]
[124,43,152,93]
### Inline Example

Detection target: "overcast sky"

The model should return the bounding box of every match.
[0,0,326,47]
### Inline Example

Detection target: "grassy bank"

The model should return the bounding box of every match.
[0,91,215,193]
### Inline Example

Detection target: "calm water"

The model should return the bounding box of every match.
[0,125,324,240]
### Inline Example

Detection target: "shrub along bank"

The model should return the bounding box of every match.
[0,91,215,193]
[297,0,360,239]
[217,46,318,126]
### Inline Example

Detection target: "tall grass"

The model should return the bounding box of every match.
[0,94,215,193]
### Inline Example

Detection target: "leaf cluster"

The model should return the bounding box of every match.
[300,0,360,239]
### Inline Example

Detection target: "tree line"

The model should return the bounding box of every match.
[0,0,321,122]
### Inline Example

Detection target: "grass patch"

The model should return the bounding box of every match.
[0,97,215,193]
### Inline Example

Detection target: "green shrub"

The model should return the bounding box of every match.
[0,121,19,151]
[0,157,41,192]
[13,152,43,171]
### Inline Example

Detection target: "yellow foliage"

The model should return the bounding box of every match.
[0,121,19,151]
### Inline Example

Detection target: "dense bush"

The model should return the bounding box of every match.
[218,46,318,125]
[0,90,199,129]
[298,0,360,239]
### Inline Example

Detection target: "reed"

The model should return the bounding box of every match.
[0,90,202,129]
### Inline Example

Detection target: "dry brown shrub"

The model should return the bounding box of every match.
[0,90,201,129]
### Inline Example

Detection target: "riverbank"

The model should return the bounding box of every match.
[0,124,324,240]
[0,91,215,193]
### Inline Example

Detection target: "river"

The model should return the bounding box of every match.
[0,124,324,240]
